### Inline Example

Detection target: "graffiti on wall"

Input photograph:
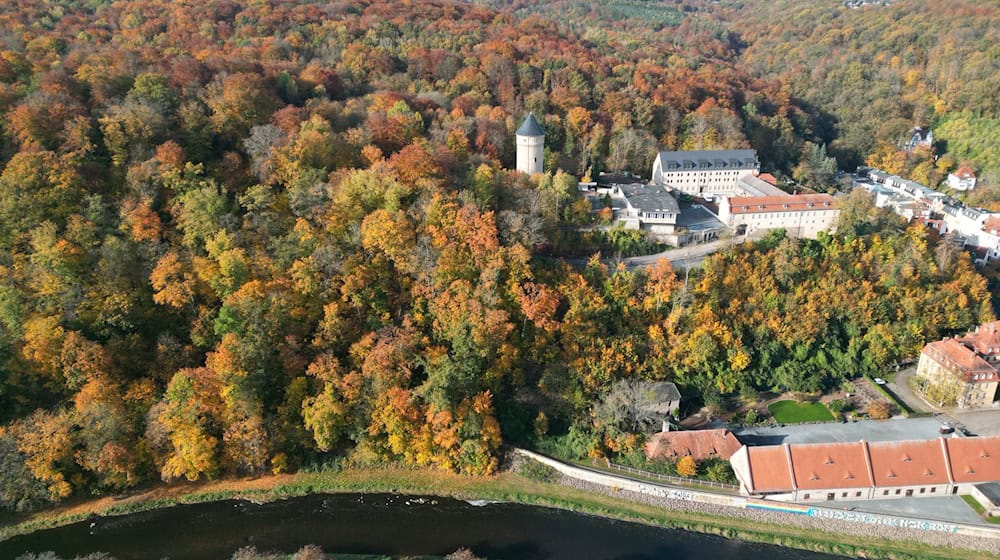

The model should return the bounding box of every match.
[808,507,959,533]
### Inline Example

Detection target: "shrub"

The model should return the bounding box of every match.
[867,401,891,420]
[518,460,557,483]
[703,459,737,485]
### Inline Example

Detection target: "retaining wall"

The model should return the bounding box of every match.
[514,447,1000,540]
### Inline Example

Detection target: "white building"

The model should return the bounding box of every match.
[947,167,977,191]
[718,194,839,239]
[613,183,680,234]
[515,113,544,175]
[730,436,1000,503]
[651,149,759,197]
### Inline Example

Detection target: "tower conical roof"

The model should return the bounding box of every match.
[516,113,545,137]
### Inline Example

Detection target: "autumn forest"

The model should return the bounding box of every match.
[0,0,997,512]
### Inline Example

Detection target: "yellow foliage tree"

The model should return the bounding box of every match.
[676,455,698,478]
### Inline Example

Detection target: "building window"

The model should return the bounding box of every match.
[855,491,862,497]
[803,493,810,500]
[841,492,847,498]
[930,487,936,493]
[883,490,890,496]
[895,489,901,495]
[919,488,925,494]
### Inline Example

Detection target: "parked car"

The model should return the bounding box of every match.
[873,377,886,385]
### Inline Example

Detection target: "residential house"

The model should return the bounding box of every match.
[948,167,978,191]
[904,127,934,152]
[614,184,680,234]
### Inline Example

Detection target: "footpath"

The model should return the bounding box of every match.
[514,448,1000,556]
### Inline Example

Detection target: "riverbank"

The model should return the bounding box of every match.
[0,464,992,560]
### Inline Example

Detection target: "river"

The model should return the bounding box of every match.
[0,493,842,559]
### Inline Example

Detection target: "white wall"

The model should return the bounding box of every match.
[516,134,544,175]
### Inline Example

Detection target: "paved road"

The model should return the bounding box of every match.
[621,235,748,270]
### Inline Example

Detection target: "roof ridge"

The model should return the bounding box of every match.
[860,440,876,487]
[940,437,955,484]
[783,443,798,491]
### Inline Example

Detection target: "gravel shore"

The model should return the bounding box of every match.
[558,475,1000,556]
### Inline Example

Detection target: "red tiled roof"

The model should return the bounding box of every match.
[947,437,1000,483]
[955,166,976,179]
[745,445,796,493]
[868,439,950,486]
[758,173,778,186]
[961,321,1000,357]
[645,429,742,461]
[726,194,836,215]
[922,338,997,383]
[984,217,1000,235]
[789,441,873,490]
[738,436,1000,494]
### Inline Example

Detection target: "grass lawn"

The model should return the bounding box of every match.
[768,400,835,423]
[962,494,1000,524]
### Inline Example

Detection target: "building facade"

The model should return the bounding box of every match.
[515,113,544,175]
[718,194,839,239]
[614,183,680,234]
[730,436,1000,502]
[917,322,1000,408]
[651,149,759,197]
[948,167,978,191]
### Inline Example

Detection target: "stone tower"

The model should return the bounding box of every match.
[516,113,545,175]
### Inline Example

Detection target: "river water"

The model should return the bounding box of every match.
[0,493,842,559]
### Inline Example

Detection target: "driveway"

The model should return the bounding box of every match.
[887,367,934,413]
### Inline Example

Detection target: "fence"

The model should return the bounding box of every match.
[606,462,739,492]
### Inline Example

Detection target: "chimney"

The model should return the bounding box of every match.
[662,419,670,433]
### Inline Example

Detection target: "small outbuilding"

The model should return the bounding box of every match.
[638,381,681,417]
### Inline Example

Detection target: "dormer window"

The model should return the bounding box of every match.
[824,457,834,465]
[902,454,911,462]
[810,473,820,481]
[887,471,897,479]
